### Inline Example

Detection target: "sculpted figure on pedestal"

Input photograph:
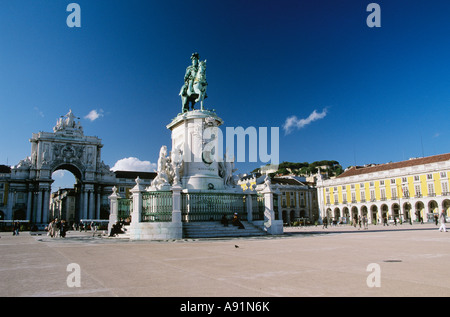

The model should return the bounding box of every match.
[179,52,208,112]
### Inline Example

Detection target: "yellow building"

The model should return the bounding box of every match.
[316,153,450,224]
[239,174,319,224]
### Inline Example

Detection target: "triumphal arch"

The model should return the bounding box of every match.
[7,110,116,224]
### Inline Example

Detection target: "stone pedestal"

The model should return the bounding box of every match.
[108,187,120,234]
[167,110,225,191]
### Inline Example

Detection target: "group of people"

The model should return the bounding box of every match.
[322,216,369,230]
[321,209,448,232]
[109,218,128,237]
[46,218,68,238]
[221,213,245,229]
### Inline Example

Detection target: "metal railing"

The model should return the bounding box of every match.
[181,192,246,222]
[252,194,265,221]
[142,191,173,222]
[118,198,132,220]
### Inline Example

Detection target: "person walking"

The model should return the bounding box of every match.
[60,220,67,238]
[438,210,447,232]
[50,219,58,238]
[322,217,328,229]
[13,221,20,236]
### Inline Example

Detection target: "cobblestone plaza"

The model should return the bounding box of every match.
[1,223,449,298]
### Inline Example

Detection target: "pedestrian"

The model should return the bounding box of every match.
[434,214,439,226]
[221,214,229,227]
[232,213,245,229]
[60,220,67,238]
[47,220,56,237]
[358,216,362,230]
[13,221,20,236]
[438,210,447,232]
[322,217,327,229]
[383,215,388,226]
[363,215,368,230]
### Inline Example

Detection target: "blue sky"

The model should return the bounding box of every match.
[1,0,450,189]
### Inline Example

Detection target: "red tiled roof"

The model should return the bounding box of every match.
[337,153,450,178]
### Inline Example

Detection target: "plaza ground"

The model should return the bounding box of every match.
[1,222,449,297]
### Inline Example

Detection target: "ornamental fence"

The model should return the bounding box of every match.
[142,191,173,222]
[252,194,265,221]
[118,198,131,220]
[181,192,247,222]
[109,186,281,227]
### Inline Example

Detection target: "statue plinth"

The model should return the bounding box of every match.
[167,109,225,191]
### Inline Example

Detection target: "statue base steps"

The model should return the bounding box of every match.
[182,221,267,239]
[129,222,183,241]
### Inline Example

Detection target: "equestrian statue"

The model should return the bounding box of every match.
[179,52,208,112]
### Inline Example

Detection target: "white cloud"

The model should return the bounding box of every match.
[53,170,66,178]
[34,107,44,117]
[283,108,328,135]
[110,157,157,172]
[84,109,104,121]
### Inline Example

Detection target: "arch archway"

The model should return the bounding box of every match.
[428,200,439,222]
[370,205,378,224]
[351,206,358,223]
[333,207,341,220]
[392,203,400,221]
[342,207,350,224]
[442,199,450,216]
[415,201,425,222]
[403,202,412,221]
[7,110,117,224]
[381,204,389,223]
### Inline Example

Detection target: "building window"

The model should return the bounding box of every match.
[402,186,409,198]
[380,180,385,186]
[351,192,356,203]
[402,177,407,183]
[370,190,375,201]
[442,182,449,195]
[390,179,396,184]
[380,189,386,200]
[391,187,397,199]
[427,174,433,180]
[428,183,435,196]
[441,172,447,178]
[360,190,365,201]
[343,193,347,203]
[415,185,421,197]
[414,175,420,181]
